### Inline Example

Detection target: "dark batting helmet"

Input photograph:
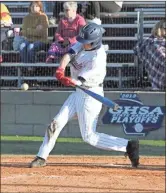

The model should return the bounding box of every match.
[76,23,105,49]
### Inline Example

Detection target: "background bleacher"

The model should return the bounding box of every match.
[1,1,166,90]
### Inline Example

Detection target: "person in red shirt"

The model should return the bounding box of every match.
[46,1,86,62]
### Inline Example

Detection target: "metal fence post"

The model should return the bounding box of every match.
[17,67,22,88]
[135,10,144,81]
[118,67,122,89]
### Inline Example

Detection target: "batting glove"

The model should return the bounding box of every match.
[60,77,76,87]
[55,67,65,80]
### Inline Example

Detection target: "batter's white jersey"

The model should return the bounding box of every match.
[37,43,129,160]
[69,42,106,87]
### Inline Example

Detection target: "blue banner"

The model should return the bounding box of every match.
[102,93,166,136]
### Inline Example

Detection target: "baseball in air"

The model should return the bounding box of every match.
[134,123,144,133]
[21,83,29,91]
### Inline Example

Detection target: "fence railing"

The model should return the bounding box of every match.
[4,1,166,8]
[123,1,165,7]
[1,5,166,91]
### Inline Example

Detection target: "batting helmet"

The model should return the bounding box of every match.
[76,23,105,49]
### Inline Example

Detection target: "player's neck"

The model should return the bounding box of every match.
[85,44,101,51]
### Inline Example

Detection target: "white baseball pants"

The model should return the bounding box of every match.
[37,87,128,160]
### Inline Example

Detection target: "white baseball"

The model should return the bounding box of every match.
[21,83,29,91]
[134,123,144,133]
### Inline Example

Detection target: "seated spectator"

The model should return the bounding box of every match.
[134,20,166,90]
[99,1,123,13]
[80,1,123,25]
[13,28,26,51]
[51,1,123,26]
[0,3,13,62]
[46,1,86,62]
[2,28,15,51]
[0,3,13,28]
[81,2,101,25]
[19,1,49,63]
[52,1,82,24]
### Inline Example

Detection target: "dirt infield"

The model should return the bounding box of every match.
[1,156,165,193]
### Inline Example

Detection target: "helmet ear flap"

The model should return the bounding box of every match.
[90,37,102,50]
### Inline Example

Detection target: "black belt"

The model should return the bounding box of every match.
[83,83,103,89]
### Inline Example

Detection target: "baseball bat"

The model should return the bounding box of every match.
[76,85,119,111]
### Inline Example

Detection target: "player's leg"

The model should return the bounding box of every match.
[30,92,77,167]
[76,87,129,152]
[76,87,139,167]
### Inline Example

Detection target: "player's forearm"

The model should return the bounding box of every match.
[59,53,71,69]
[57,53,82,86]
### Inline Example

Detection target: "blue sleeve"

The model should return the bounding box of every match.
[68,42,83,55]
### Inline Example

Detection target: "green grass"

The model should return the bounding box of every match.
[1,136,83,143]
[1,136,165,146]
[139,140,165,147]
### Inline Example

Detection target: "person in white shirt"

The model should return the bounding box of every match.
[100,1,123,13]
[82,1,123,25]
[30,23,139,169]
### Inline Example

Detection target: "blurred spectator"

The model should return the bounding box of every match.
[2,28,15,51]
[13,28,26,51]
[46,1,86,62]
[0,3,13,62]
[19,1,49,63]
[0,3,13,28]
[81,1,123,25]
[134,20,166,90]
[51,1,123,25]
[99,1,123,13]
[82,2,101,25]
[52,1,82,24]
[55,2,85,44]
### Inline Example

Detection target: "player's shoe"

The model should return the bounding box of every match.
[125,140,139,168]
[30,156,46,168]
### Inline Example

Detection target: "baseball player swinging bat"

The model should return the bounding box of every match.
[30,23,139,169]
[75,85,119,111]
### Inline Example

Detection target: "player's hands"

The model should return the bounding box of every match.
[55,67,75,86]
[55,67,65,80]
[60,77,76,87]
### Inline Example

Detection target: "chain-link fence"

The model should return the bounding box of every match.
[1,1,166,91]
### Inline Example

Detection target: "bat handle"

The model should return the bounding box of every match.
[76,85,120,111]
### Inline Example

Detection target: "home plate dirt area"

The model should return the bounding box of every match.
[1,156,165,193]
